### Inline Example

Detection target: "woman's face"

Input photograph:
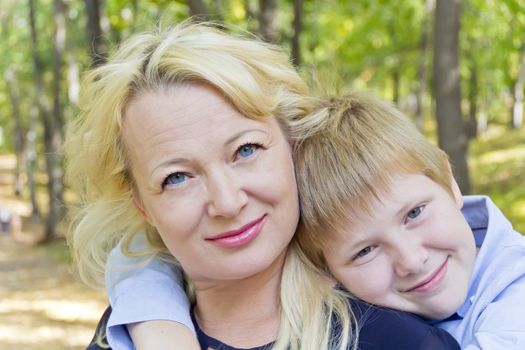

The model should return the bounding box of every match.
[123,84,299,287]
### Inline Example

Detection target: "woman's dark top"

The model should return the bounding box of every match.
[87,300,460,350]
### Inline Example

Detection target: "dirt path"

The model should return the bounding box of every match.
[0,155,107,349]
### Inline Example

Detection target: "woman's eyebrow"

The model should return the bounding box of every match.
[151,157,189,177]
[224,128,268,146]
[149,129,269,177]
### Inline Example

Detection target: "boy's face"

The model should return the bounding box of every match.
[323,173,477,320]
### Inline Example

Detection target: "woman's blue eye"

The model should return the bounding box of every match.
[236,143,260,159]
[162,172,188,188]
[407,206,423,220]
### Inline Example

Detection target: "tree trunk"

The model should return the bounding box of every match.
[187,0,210,21]
[512,41,525,129]
[4,67,26,197]
[48,0,66,230]
[130,0,139,31]
[291,0,303,67]
[244,0,256,20]
[65,0,80,106]
[258,0,278,43]
[27,106,41,221]
[415,0,433,131]
[433,0,470,194]
[66,51,80,105]
[466,59,478,138]
[84,0,107,67]
[29,0,63,241]
[392,67,401,105]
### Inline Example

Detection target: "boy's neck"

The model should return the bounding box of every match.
[192,252,285,347]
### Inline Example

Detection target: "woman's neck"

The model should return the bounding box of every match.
[193,252,285,348]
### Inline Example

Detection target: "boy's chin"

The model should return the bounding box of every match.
[419,301,464,321]
[417,287,470,320]
[422,309,458,321]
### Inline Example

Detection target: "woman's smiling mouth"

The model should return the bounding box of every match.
[206,214,268,249]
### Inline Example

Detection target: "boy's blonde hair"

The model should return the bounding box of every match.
[293,92,453,268]
[66,21,354,350]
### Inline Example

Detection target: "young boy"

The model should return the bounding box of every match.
[292,93,525,348]
[101,93,525,349]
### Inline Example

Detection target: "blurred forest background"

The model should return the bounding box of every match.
[0,0,524,349]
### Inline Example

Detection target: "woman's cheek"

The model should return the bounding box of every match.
[152,195,201,241]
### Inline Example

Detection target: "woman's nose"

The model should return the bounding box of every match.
[206,170,248,218]
[392,239,429,277]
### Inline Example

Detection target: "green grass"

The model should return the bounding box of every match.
[470,125,525,233]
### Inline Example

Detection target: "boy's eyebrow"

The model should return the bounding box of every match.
[396,201,414,218]
[394,194,428,219]
[335,226,365,248]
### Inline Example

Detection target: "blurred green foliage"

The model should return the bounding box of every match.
[0,0,523,233]
[470,125,525,233]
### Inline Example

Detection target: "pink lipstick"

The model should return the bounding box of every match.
[206,214,267,249]
[405,258,448,294]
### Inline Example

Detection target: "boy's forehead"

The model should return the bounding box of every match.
[332,201,380,241]
[333,177,421,234]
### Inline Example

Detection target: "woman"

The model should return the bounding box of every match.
[67,22,459,350]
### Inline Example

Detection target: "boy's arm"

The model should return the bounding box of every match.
[105,232,198,350]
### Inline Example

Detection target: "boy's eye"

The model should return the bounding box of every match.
[353,245,376,260]
[405,205,425,223]
[162,172,188,188]
[235,143,262,160]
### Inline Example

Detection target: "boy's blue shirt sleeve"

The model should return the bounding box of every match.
[463,275,525,349]
[104,232,195,350]
[438,195,525,349]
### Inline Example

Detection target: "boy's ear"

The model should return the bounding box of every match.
[445,160,464,208]
[132,192,153,225]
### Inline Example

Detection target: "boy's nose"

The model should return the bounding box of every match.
[206,170,248,218]
[392,241,428,277]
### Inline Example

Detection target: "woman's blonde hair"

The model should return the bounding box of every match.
[66,21,355,350]
[292,92,453,269]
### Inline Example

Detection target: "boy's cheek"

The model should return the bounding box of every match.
[333,264,391,304]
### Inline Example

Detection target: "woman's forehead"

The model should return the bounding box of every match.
[121,85,284,161]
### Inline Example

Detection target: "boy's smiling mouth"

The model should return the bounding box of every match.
[403,257,449,294]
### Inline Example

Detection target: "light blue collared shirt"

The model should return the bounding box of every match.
[437,195,525,349]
